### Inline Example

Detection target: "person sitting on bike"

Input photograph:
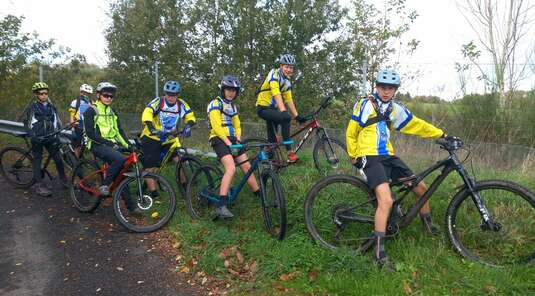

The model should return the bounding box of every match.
[68,83,93,157]
[83,82,134,204]
[208,75,261,218]
[256,53,307,163]
[346,69,447,267]
[23,82,67,196]
[140,80,196,197]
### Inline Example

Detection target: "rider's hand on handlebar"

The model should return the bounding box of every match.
[295,115,308,124]
[182,124,192,138]
[352,157,366,169]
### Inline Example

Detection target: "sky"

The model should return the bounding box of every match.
[2,0,534,100]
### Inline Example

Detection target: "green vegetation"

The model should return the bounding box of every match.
[163,153,535,295]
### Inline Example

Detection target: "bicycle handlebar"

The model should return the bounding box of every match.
[436,136,464,152]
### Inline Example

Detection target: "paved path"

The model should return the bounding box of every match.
[0,179,200,296]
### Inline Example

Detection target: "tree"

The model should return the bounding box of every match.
[457,0,535,105]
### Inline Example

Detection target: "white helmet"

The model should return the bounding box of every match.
[80,84,93,94]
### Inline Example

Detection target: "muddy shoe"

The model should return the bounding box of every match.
[374,252,395,272]
[215,205,234,219]
[287,151,298,163]
[98,185,110,196]
[420,213,441,236]
[35,182,52,197]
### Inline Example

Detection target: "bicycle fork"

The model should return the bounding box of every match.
[455,158,502,232]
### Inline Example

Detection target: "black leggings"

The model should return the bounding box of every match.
[257,106,292,150]
[91,144,126,186]
[31,138,65,182]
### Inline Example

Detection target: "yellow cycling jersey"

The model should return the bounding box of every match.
[346,97,444,159]
[256,68,293,107]
[140,97,196,142]
[207,97,241,140]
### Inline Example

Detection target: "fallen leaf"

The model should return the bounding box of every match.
[279,271,301,282]
[224,260,231,268]
[137,281,144,284]
[59,240,66,244]
[249,261,258,274]
[172,241,181,249]
[116,267,124,271]
[201,277,208,285]
[227,268,240,276]
[179,266,190,273]
[236,251,244,264]
[412,271,417,280]
[403,280,413,295]
[308,270,318,282]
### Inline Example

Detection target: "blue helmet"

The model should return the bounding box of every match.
[375,69,401,87]
[278,53,296,65]
[163,80,181,94]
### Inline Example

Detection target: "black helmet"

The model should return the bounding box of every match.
[219,75,241,92]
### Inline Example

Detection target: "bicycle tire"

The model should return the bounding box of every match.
[446,180,535,266]
[175,154,204,198]
[70,160,102,213]
[185,164,222,220]
[304,174,375,250]
[312,137,350,173]
[260,170,287,240]
[0,146,35,188]
[113,172,177,233]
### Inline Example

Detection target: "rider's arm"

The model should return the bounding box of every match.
[22,103,35,137]
[269,79,287,112]
[392,104,443,139]
[286,99,299,118]
[208,103,232,146]
[346,101,364,160]
[68,100,77,124]
[233,115,241,141]
[83,107,114,146]
[181,100,196,125]
[116,118,130,147]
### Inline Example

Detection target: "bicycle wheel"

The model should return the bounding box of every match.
[185,164,222,220]
[60,148,78,187]
[260,170,287,240]
[0,146,35,188]
[312,137,351,173]
[304,174,376,250]
[70,160,102,213]
[446,180,535,266]
[113,172,177,233]
[175,154,204,197]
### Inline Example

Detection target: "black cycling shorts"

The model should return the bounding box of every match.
[140,136,173,168]
[361,155,414,189]
[210,137,245,160]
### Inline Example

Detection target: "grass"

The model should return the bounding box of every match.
[162,152,535,295]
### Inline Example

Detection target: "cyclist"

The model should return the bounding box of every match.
[23,82,67,196]
[140,80,196,197]
[256,53,307,163]
[346,69,446,267]
[208,75,260,218]
[83,82,139,213]
[68,83,93,157]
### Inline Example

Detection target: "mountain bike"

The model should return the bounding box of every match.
[70,144,177,233]
[0,124,78,188]
[185,141,291,240]
[243,96,349,173]
[304,136,535,266]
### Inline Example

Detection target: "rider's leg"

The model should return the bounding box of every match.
[257,107,293,150]
[219,154,236,197]
[411,181,440,235]
[31,139,51,196]
[46,139,66,180]
[140,136,163,192]
[91,144,126,186]
[374,182,393,264]
[234,153,260,194]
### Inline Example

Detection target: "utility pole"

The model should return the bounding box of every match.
[39,64,43,82]
[154,61,159,98]
[361,59,368,96]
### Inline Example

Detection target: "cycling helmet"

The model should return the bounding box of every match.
[80,83,93,94]
[32,82,49,92]
[278,53,296,65]
[375,69,401,87]
[96,82,117,93]
[163,80,181,94]
[219,75,241,91]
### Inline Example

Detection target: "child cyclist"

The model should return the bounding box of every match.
[68,83,93,157]
[83,82,139,214]
[346,69,448,267]
[23,82,67,196]
[140,80,196,197]
[256,53,307,163]
[207,75,260,218]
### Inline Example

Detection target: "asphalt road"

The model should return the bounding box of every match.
[0,178,200,296]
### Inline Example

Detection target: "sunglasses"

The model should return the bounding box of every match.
[37,91,48,96]
[101,93,114,99]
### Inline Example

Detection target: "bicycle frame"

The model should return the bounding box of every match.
[344,145,496,231]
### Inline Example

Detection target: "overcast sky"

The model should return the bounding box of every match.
[2,0,534,99]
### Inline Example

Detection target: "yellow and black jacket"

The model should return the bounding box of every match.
[346,96,444,159]
[255,68,293,107]
[207,97,241,141]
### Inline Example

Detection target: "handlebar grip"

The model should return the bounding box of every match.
[229,144,244,149]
